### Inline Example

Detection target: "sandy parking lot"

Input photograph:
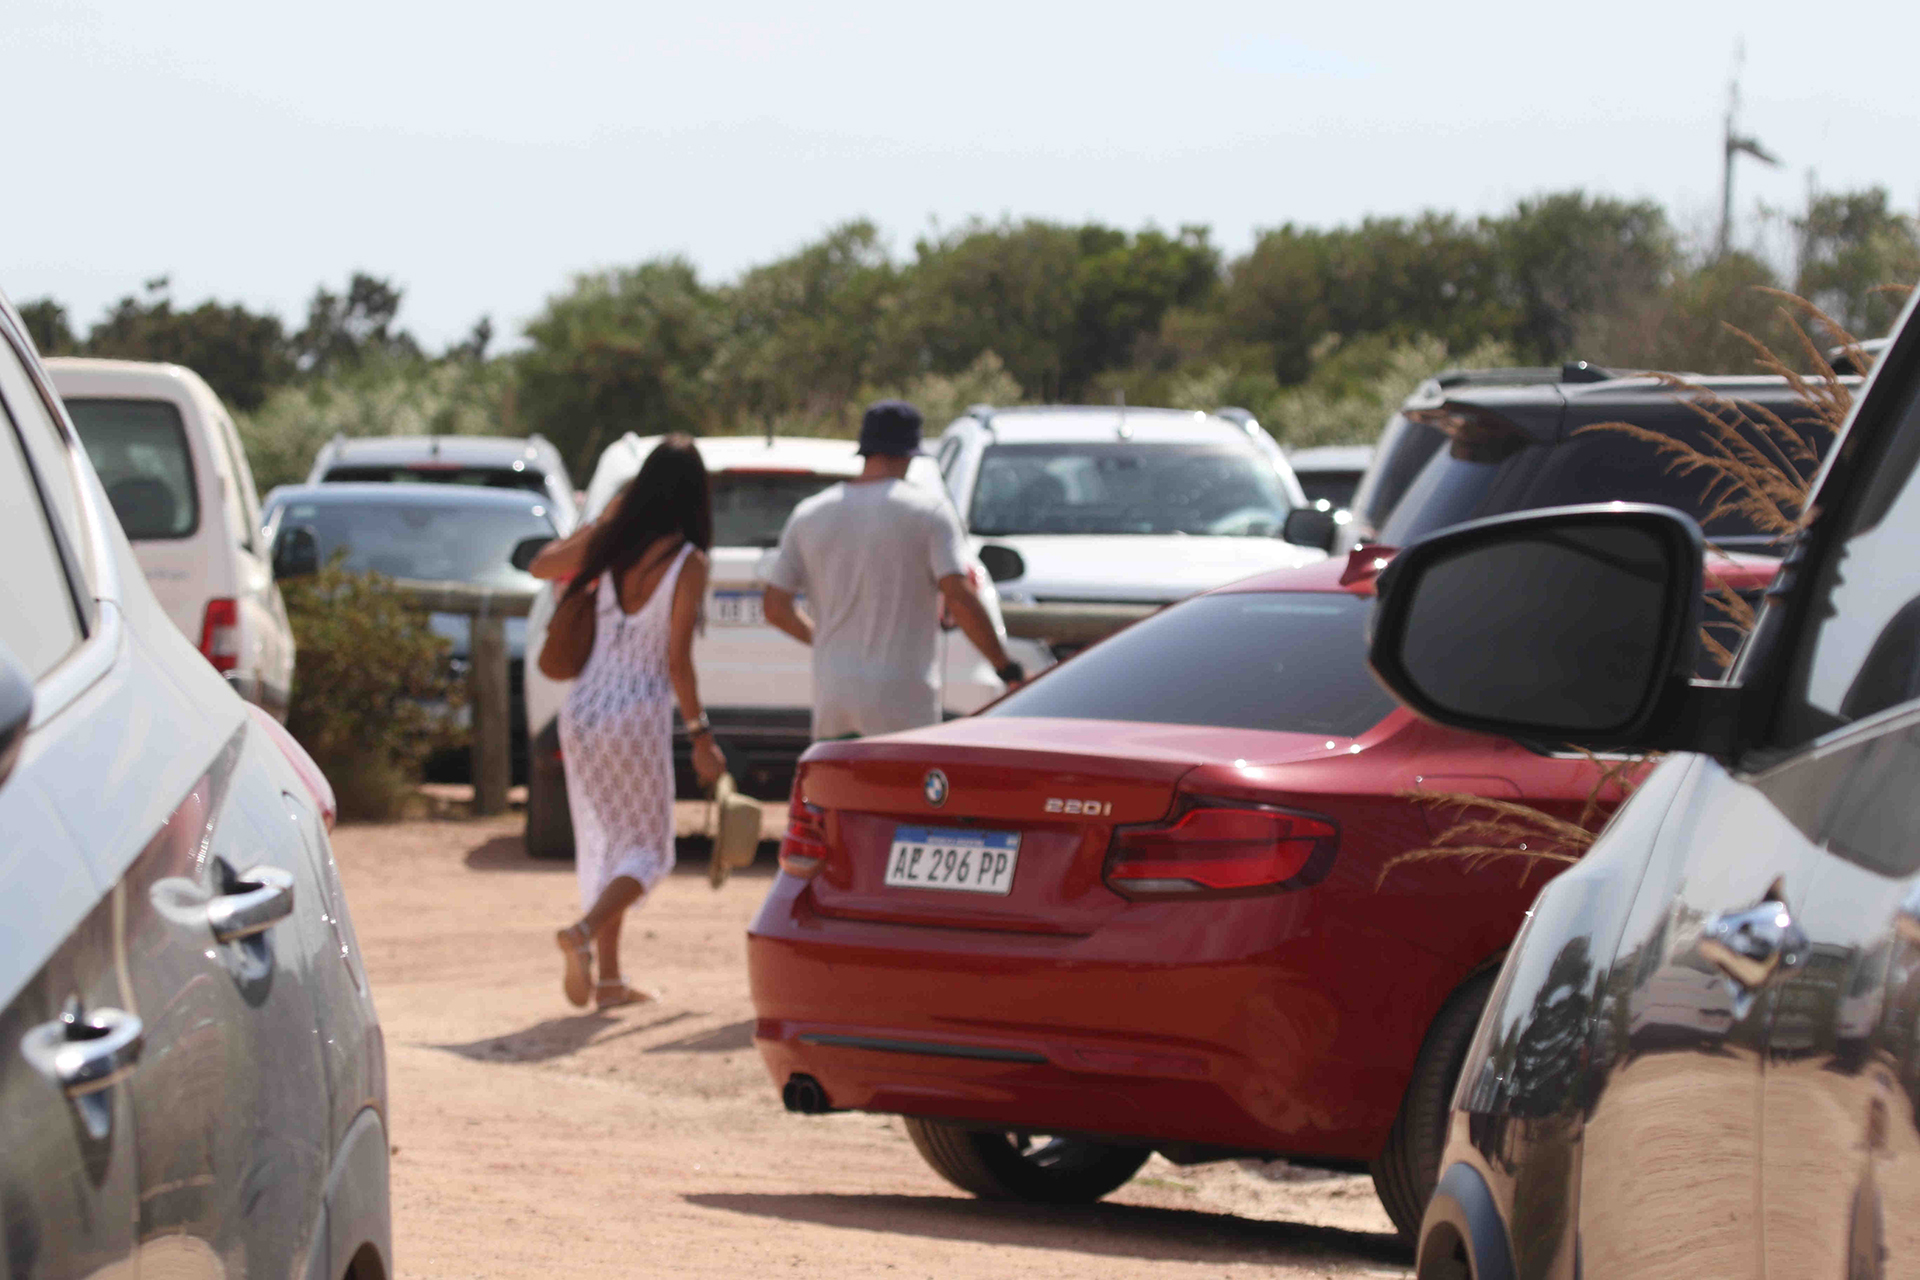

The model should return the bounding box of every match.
[334,810,1414,1278]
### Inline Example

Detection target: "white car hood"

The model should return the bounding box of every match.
[977,534,1326,603]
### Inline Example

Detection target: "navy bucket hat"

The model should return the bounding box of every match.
[856,399,925,457]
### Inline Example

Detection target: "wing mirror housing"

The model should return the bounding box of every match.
[977,544,1026,583]
[1283,505,1339,552]
[510,536,554,572]
[273,525,320,579]
[1368,504,1737,754]
[0,639,31,790]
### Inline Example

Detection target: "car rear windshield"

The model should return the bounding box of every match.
[1353,415,1445,530]
[324,464,550,496]
[970,443,1293,537]
[274,499,555,586]
[714,472,841,547]
[64,398,198,539]
[1297,469,1363,511]
[986,591,1397,737]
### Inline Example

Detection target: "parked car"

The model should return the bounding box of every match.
[1287,443,1374,514]
[307,432,579,534]
[45,358,295,719]
[1372,291,1920,1278]
[933,405,1322,658]
[263,482,560,781]
[745,547,1775,1234]
[0,296,388,1277]
[520,432,1048,858]
[1331,365,1849,555]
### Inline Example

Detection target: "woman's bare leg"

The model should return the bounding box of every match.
[593,913,624,984]
[557,876,642,1007]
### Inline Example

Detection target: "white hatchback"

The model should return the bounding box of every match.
[522,432,1048,857]
[46,359,295,717]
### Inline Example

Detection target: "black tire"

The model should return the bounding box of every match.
[903,1117,1149,1204]
[1372,971,1497,1239]
[524,720,575,861]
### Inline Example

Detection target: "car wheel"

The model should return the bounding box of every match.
[524,720,574,861]
[903,1117,1149,1204]
[1372,971,1497,1238]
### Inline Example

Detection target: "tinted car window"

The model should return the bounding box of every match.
[987,592,1396,737]
[715,473,839,547]
[1779,367,1920,740]
[0,422,83,676]
[273,498,556,586]
[1379,450,1507,546]
[970,443,1293,537]
[65,398,200,539]
[1353,415,1445,531]
[325,465,549,496]
[1297,470,1363,510]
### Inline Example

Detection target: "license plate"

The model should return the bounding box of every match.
[884,826,1020,895]
[712,590,764,627]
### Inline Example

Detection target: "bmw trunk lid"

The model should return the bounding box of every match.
[795,715,1341,934]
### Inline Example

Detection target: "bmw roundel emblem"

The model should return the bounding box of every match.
[923,769,949,808]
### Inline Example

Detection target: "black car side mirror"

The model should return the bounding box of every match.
[510,536,554,572]
[1368,505,1720,753]
[977,544,1026,583]
[0,639,33,790]
[1283,506,1338,552]
[274,525,321,579]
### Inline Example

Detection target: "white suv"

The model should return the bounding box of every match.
[521,433,1048,858]
[46,358,295,718]
[932,405,1324,654]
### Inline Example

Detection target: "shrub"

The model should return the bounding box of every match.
[281,560,461,821]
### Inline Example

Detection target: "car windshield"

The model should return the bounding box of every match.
[324,464,550,496]
[273,498,556,585]
[986,591,1397,737]
[714,472,841,547]
[969,443,1293,537]
[64,398,199,539]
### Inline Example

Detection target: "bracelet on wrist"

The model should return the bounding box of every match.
[686,715,712,738]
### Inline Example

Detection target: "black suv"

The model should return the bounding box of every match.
[1331,365,1847,556]
[1368,294,1920,1277]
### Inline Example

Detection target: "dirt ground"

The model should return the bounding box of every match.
[333,808,1415,1278]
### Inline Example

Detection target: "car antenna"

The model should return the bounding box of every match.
[1115,389,1131,440]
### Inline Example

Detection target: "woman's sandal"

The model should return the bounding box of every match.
[556,921,594,1008]
[594,980,658,1010]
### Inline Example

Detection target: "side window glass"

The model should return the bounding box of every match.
[0,335,94,592]
[212,411,261,551]
[937,437,961,480]
[1779,369,1920,741]
[0,422,83,677]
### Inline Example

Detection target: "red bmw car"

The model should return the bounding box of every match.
[747,549,1773,1234]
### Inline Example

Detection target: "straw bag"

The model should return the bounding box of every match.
[707,772,764,888]
[537,579,597,681]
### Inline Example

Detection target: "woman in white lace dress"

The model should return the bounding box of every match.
[529,436,727,1009]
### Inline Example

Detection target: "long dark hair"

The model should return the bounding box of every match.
[565,434,712,599]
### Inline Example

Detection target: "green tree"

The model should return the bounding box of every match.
[517,258,721,474]
[294,272,421,375]
[1795,188,1920,339]
[17,299,77,355]
[85,280,294,411]
[1490,191,1676,362]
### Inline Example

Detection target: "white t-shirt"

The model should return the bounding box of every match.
[765,478,968,739]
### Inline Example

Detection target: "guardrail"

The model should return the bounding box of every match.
[999,602,1158,646]
[387,580,537,817]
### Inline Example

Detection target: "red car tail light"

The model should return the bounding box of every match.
[199,598,240,673]
[1105,799,1338,899]
[779,788,829,879]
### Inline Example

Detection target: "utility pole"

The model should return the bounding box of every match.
[1718,42,1782,258]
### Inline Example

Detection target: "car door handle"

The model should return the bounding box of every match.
[21,1001,144,1098]
[1699,897,1810,993]
[208,864,296,943]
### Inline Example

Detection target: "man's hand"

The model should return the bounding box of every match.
[937,574,1021,686]
[763,585,814,646]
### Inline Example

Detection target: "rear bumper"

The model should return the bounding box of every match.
[746,874,1427,1162]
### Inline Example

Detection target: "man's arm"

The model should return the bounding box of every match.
[938,574,1022,687]
[763,586,813,646]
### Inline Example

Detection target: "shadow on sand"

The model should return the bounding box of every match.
[644,1019,757,1054]
[682,1191,1411,1268]
[434,1009,699,1064]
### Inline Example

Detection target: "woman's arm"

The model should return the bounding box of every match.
[528,522,595,580]
[668,549,726,786]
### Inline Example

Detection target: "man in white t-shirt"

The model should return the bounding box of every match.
[763,400,1025,739]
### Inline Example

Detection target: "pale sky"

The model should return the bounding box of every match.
[10,0,1916,349]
